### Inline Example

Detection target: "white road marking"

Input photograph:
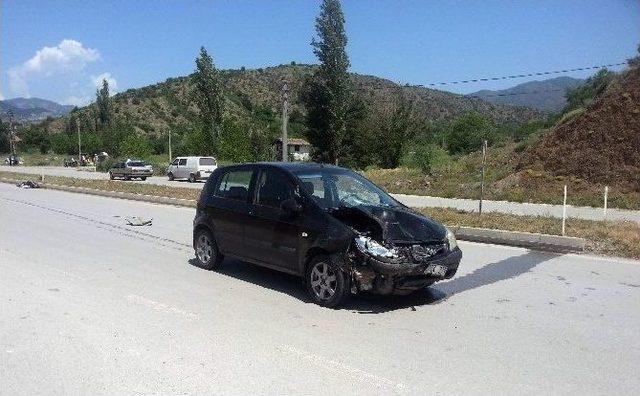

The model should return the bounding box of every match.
[126,294,199,321]
[279,344,408,393]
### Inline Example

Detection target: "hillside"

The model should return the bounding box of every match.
[44,64,541,136]
[522,66,640,190]
[469,76,584,113]
[0,98,74,122]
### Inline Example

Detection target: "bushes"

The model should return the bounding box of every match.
[401,144,450,174]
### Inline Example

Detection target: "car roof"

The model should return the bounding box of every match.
[230,161,345,172]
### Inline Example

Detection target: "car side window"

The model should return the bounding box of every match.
[178,159,187,166]
[255,169,294,208]
[171,159,179,165]
[214,169,252,201]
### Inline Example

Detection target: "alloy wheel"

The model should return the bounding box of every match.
[196,233,214,264]
[309,261,337,301]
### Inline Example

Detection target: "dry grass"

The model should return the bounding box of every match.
[417,207,640,259]
[363,142,640,210]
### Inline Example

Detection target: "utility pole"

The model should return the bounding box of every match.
[479,140,487,215]
[281,83,289,162]
[168,129,172,163]
[8,111,16,156]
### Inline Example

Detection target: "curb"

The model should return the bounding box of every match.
[0,177,197,208]
[1,176,585,253]
[450,225,585,253]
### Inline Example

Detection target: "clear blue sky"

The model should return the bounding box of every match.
[2,0,639,105]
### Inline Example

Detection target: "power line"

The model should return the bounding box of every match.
[469,88,566,98]
[418,62,626,87]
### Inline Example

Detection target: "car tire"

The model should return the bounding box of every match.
[194,228,222,270]
[141,177,147,181]
[305,255,350,308]
[124,175,131,181]
[109,172,114,180]
[188,173,196,183]
[168,172,174,181]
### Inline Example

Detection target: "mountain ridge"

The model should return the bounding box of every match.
[42,64,542,136]
[0,97,75,122]
[469,76,584,113]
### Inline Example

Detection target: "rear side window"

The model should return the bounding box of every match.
[255,170,294,208]
[215,170,252,201]
[171,159,179,165]
[199,157,216,166]
[178,159,187,166]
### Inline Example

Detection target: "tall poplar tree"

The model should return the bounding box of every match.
[303,0,350,164]
[193,46,224,154]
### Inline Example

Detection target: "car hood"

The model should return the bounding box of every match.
[330,205,447,244]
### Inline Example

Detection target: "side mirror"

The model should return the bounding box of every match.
[281,198,302,214]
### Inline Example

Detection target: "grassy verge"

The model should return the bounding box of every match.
[363,142,640,210]
[2,170,638,259]
[418,207,640,259]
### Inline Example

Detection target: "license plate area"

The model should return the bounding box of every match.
[424,264,447,277]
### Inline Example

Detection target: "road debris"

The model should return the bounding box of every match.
[124,216,153,226]
[16,180,40,189]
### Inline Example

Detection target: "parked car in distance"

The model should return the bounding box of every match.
[108,159,153,180]
[192,162,462,307]
[167,156,217,182]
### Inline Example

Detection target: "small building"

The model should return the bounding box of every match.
[274,138,311,162]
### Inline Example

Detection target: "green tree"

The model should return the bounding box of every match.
[120,132,152,158]
[376,96,414,168]
[445,113,494,155]
[303,0,351,164]
[0,122,11,153]
[564,69,615,113]
[96,79,112,128]
[192,46,224,154]
[628,43,640,67]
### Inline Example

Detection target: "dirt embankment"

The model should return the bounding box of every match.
[522,66,640,191]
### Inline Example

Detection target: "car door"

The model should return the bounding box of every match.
[205,167,255,257]
[169,158,179,176]
[176,158,187,179]
[243,168,302,272]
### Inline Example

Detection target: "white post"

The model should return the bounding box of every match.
[561,185,567,236]
[603,186,608,219]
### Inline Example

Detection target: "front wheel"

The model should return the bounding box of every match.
[188,173,196,183]
[141,177,147,181]
[194,229,222,270]
[168,172,174,181]
[305,256,350,308]
[109,172,114,180]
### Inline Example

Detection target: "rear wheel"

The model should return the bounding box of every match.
[124,175,131,181]
[305,256,350,308]
[168,172,174,181]
[194,229,222,270]
[188,173,197,183]
[109,172,114,180]
[141,177,147,181]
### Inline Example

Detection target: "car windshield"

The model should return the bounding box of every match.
[128,161,146,167]
[294,168,399,209]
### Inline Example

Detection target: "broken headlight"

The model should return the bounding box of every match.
[446,228,458,250]
[354,235,399,260]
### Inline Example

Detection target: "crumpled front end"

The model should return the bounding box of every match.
[348,234,462,295]
[329,206,462,295]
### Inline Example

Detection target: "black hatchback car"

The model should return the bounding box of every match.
[193,162,462,307]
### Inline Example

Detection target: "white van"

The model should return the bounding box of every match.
[167,156,217,182]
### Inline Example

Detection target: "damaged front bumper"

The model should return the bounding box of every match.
[350,247,462,295]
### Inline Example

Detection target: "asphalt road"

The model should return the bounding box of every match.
[1,184,640,395]
[5,165,640,222]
